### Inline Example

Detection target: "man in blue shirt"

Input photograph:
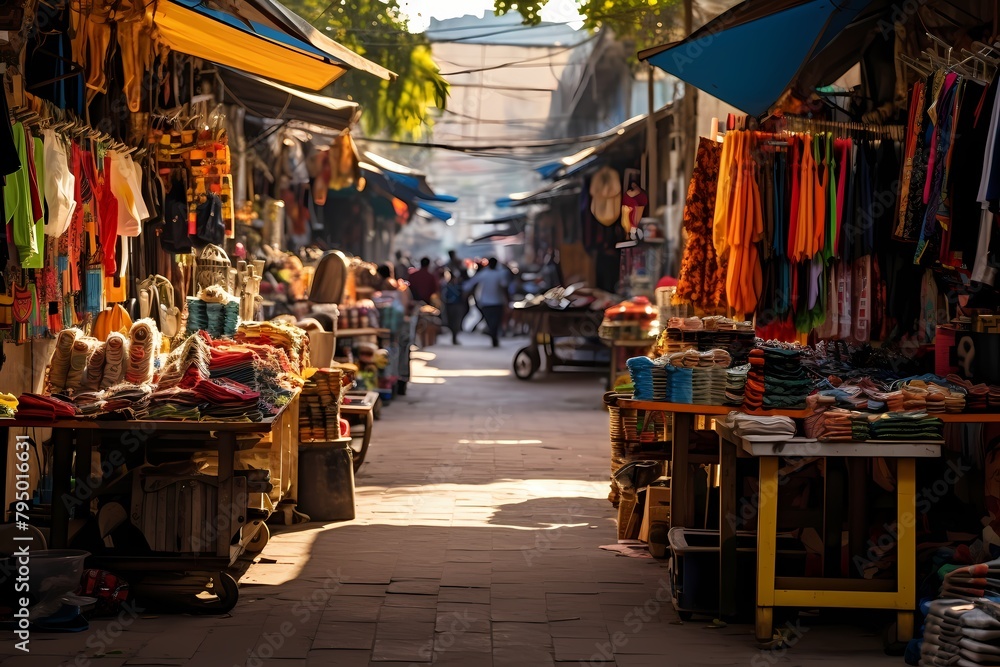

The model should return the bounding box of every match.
[464,257,508,347]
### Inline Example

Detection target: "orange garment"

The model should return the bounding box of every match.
[712,131,736,260]
[724,131,764,316]
[795,134,815,261]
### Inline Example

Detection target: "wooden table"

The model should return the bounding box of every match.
[13,396,299,561]
[615,400,809,528]
[715,421,941,642]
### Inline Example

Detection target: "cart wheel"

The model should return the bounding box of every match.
[513,347,540,380]
[350,411,373,472]
[245,522,269,553]
[199,572,239,614]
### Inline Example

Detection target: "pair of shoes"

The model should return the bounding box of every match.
[452,339,460,345]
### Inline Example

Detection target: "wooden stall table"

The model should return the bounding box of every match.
[614,400,809,529]
[12,395,300,613]
[715,420,941,642]
[340,390,379,471]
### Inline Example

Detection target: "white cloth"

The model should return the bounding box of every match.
[42,129,76,237]
[972,207,997,287]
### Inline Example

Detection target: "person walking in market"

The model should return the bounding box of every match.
[464,257,509,348]
[407,257,439,305]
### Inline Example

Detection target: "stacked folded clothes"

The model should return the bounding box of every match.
[192,377,262,422]
[761,347,812,409]
[209,344,260,390]
[299,368,345,441]
[188,286,241,338]
[864,411,944,440]
[15,393,77,420]
[920,594,1000,667]
[236,321,310,374]
[102,383,154,418]
[148,386,202,420]
[665,366,693,403]
[156,332,213,389]
[725,412,797,437]
[725,365,749,405]
[744,349,765,411]
[627,357,657,401]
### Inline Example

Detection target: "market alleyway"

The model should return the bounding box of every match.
[5,337,896,667]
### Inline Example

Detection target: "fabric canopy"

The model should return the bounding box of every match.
[639,0,874,117]
[216,67,359,130]
[151,0,365,90]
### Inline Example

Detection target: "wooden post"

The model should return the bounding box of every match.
[646,64,658,212]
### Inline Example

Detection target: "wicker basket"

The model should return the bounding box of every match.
[196,244,232,292]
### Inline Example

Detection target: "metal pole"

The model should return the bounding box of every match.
[646,63,658,212]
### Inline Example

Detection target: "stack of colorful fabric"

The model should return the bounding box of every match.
[194,377,262,422]
[761,348,812,409]
[864,411,944,440]
[148,386,201,420]
[725,365,748,405]
[102,383,154,418]
[919,595,1000,667]
[299,368,344,441]
[156,332,212,389]
[15,393,77,420]
[627,357,657,401]
[664,365,693,403]
[209,344,259,390]
[744,349,765,411]
[725,412,797,437]
[236,321,310,374]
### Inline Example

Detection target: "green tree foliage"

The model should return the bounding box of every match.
[494,0,681,51]
[280,0,448,139]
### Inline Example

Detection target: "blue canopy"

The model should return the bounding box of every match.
[640,0,873,117]
[415,201,453,222]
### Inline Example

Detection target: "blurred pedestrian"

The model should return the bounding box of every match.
[464,257,508,348]
[408,257,439,304]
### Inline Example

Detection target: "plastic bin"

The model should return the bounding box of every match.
[0,549,90,619]
[296,441,355,522]
[667,528,806,620]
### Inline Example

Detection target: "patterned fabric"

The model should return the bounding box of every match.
[676,138,727,309]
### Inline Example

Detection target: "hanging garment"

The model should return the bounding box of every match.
[95,153,119,276]
[713,131,736,260]
[676,137,727,309]
[950,78,994,265]
[895,80,926,240]
[724,131,763,315]
[4,123,42,269]
[42,130,76,238]
[916,72,961,265]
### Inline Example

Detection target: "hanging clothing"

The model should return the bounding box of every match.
[676,137,727,310]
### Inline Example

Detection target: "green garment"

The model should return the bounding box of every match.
[3,122,41,268]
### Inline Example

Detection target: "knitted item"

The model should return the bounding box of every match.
[48,328,81,392]
[125,318,158,385]
[65,338,98,393]
[101,332,127,389]
[81,342,106,391]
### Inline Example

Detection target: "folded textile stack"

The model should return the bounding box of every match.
[299,368,344,441]
[15,393,77,420]
[209,344,260,390]
[148,386,202,420]
[802,403,857,441]
[946,375,989,412]
[991,386,1000,411]
[744,349,765,411]
[864,411,944,441]
[156,332,212,389]
[236,321,310,374]
[627,357,657,401]
[186,297,208,335]
[725,412,797,437]
[194,377,262,422]
[920,596,1000,667]
[725,365,749,405]
[665,366,693,403]
[102,383,154,417]
[762,348,812,409]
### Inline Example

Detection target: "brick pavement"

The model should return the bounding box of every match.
[1,337,899,666]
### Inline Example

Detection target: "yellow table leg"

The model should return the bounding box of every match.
[896,457,916,640]
[756,456,779,642]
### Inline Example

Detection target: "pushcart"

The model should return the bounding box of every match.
[511,304,608,380]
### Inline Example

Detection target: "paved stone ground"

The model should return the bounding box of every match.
[1,336,900,666]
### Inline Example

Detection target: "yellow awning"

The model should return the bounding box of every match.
[150,0,350,91]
